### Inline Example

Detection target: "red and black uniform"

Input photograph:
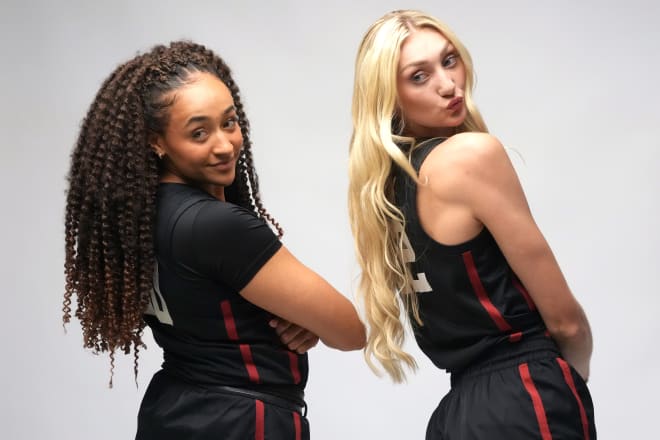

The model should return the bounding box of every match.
[394,138,596,440]
[136,183,308,440]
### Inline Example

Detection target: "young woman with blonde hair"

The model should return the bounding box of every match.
[349,10,595,439]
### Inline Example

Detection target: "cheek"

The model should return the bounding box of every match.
[232,131,244,150]
[399,86,427,113]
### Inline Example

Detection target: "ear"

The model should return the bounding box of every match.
[149,133,166,159]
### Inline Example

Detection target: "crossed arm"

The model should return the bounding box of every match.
[241,246,366,352]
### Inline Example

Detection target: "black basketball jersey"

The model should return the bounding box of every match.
[394,138,547,373]
[144,183,307,392]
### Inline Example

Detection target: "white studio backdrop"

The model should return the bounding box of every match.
[1,0,658,438]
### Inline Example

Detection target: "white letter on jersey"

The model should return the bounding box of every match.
[145,263,174,325]
[398,224,432,293]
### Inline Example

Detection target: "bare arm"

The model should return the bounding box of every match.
[240,246,365,351]
[429,133,592,379]
[269,318,320,354]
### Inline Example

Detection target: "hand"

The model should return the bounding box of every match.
[269,318,319,354]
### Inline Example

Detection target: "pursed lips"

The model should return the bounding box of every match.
[447,97,463,111]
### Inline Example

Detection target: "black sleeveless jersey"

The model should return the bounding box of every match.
[394,138,547,373]
[144,183,307,392]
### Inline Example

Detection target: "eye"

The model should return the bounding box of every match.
[442,53,459,68]
[191,129,208,141]
[223,116,239,129]
[410,71,428,84]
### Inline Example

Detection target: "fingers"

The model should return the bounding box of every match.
[269,318,295,338]
[280,325,306,345]
[269,318,320,354]
[291,334,319,354]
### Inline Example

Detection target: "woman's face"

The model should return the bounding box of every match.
[396,28,467,138]
[152,72,243,200]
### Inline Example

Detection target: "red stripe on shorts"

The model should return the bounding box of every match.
[293,411,302,440]
[519,363,553,440]
[556,358,590,440]
[255,400,265,440]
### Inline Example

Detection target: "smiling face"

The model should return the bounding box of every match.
[397,27,467,138]
[151,72,243,200]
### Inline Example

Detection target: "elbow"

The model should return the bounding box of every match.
[545,302,592,345]
[340,325,367,351]
[546,318,591,345]
[324,323,366,351]
[349,325,367,351]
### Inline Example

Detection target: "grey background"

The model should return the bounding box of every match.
[1,0,658,438]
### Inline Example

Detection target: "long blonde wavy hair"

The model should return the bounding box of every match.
[348,10,488,382]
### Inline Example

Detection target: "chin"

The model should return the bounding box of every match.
[216,173,236,187]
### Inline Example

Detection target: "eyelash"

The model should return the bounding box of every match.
[411,71,428,83]
[191,129,208,141]
[410,53,460,84]
[442,53,458,68]
[191,116,239,141]
[223,116,238,129]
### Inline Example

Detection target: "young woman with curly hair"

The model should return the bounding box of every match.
[348,10,595,439]
[63,40,364,440]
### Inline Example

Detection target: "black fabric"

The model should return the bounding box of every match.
[138,183,308,438]
[137,371,310,440]
[426,347,596,439]
[394,138,596,438]
[394,137,547,373]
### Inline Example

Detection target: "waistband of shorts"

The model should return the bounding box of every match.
[160,369,307,416]
[449,336,560,388]
[210,385,307,416]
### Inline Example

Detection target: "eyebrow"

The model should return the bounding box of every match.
[184,105,236,127]
[399,42,454,72]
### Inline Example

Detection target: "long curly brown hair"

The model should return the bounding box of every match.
[63,41,282,385]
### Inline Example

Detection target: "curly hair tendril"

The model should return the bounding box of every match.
[63,41,281,386]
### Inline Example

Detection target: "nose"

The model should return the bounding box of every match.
[211,130,236,156]
[435,68,456,97]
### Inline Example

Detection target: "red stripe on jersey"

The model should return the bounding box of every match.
[293,411,302,440]
[221,301,260,383]
[220,300,239,340]
[519,363,553,440]
[509,331,523,342]
[255,399,265,440]
[240,344,261,383]
[556,358,590,440]
[462,251,512,331]
[512,275,536,311]
[288,351,302,384]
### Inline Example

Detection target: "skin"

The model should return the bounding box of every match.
[152,72,364,351]
[152,72,243,201]
[396,29,593,379]
[397,27,467,138]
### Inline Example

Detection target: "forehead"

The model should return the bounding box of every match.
[168,72,233,119]
[399,27,450,66]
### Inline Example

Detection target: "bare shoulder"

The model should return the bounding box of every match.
[421,132,509,195]
[439,131,505,162]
